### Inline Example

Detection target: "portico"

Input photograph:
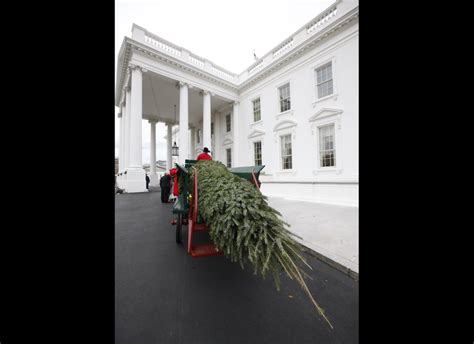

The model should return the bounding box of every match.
[115,39,238,192]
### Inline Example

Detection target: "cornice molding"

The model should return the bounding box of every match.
[129,41,239,91]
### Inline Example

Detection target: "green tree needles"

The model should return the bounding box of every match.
[192,160,333,329]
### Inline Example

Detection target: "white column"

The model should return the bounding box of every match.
[190,127,196,157]
[118,110,123,173]
[117,109,124,188]
[149,119,158,186]
[166,123,173,171]
[202,90,211,151]
[125,64,147,192]
[232,101,239,167]
[214,112,220,162]
[124,87,132,171]
[178,82,189,164]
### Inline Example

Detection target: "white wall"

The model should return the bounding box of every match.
[235,20,358,206]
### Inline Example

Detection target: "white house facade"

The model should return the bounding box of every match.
[115,0,358,206]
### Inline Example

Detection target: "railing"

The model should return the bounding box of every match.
[248,60,264,74]
[238,0,349,83]
[272,38,294,58]
[144,34,182,57]
[189,55,205,68]
[129,0,356,85]
[210,65,235,81]
[133,24,238,84]
[306,6,338,34]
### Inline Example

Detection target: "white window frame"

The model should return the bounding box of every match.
[253,140,263,166]
[273,119,297,175]
[309,108,343,175]
[225,113,232,133]
[248,130,265,168]
[252,97,262,123]
[312,56,338,106]
[277,81,291,114]
[226,147,232,168]
[315,62,334,99]
[318,124,336,168]
[279,134,293,170]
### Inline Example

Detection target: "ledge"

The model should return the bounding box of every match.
[276,109,294,119]
[312,93,338,107]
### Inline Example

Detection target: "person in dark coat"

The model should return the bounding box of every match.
[146,174,150,189]
[160,173,171,203]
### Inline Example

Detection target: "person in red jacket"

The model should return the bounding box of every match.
[169,167,179,196]
[196,147,212,161]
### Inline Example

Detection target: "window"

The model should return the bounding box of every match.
[316,62,333,98]
[280,134,292,170]
[226,114,231,132]
[278,83,291,112]
[253,98,261,122]
[319,124,335,167]
[197,129,201,144]
[226,148,232,167]
[254,141,262,165]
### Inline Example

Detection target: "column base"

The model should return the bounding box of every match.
[116,173,126,189]
[122,167,148,193]
[149,172,159,187]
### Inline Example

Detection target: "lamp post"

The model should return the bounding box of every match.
[171,142,179,156]
[171,105,179,162]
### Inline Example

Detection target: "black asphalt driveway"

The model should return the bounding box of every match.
[115,189,358,344]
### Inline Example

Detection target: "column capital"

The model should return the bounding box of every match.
[177,81,194,89]
[128,63,147,73]
[200,90,209,96]
[148,119,158,124]
[118,112,122,118]
[233,101,240,106]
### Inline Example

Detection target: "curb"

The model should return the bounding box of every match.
[301,245,359,281]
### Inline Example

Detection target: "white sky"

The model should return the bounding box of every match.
[115,0,335,162]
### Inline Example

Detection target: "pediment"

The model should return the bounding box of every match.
[248,129,266,138]
[273,119,297,132]
[223,138,233,146]
[308,108,343,122]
